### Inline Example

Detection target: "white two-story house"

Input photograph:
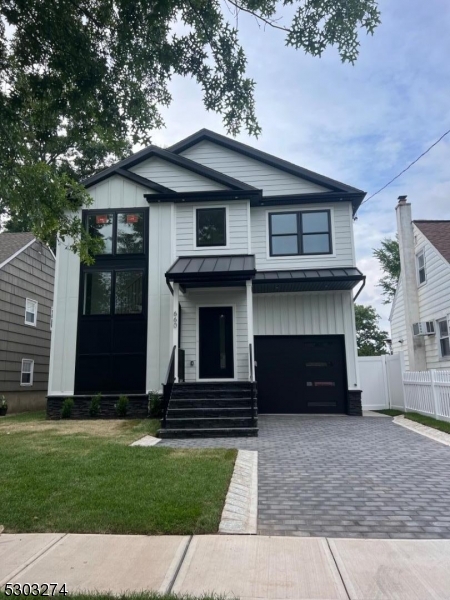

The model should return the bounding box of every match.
[390,196,450,372]
[48,129,366,436]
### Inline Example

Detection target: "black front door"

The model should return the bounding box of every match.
[254,335,347,413]
[199,307,234,379]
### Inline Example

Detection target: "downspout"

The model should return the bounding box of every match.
[353,276,366,302]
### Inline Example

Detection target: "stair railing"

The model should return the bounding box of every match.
[162,345,176,428]
[249,343,256,427]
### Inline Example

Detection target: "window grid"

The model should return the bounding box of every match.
[438,318,450,358]
[269,210,332,257]
[21,359,34,386]
[25,299,38,326]
[86,210,145,257]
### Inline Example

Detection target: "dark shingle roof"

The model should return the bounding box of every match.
[414,221,450,264]
[0,232,35,266]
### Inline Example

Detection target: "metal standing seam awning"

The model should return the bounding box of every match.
[166,254,256,290]
[252,268,365,294]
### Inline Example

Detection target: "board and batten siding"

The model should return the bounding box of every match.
[390,276,410,372]
[414,225,450,370]
[180,288,249,381]
[180,140,328,196]
[251,202,355,270]
[253,290,360,389]
[87,174,151,209]
[176,201,250,256]
[130,156,228,193]
[0,241,55,394]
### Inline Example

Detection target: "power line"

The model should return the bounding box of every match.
[361,128,450,206]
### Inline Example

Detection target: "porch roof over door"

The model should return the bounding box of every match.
[252,267,365,293]
[166,254,256,289]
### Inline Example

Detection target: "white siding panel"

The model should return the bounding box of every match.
[390,277,410,372]
[87,175,149,209]
[131,156,228,192]
[251,202,354,270]
[180,288,249,381]
[147,203,173,392]
[176,201,249,255]
[48,239,80,395]
[253,291,359,389]
[181,140,328,195]
[414,226,450,370]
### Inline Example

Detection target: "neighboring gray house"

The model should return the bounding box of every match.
[0,232,55,413]
[390,196,450,372]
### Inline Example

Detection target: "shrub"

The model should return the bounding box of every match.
[89,393,102,417]
[116,395,129,418]
[61,397,74,419]
[148,391,162,418]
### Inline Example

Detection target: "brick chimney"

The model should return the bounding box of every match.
[395,196,427,370]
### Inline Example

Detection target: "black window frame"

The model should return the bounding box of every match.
[85,208,147,258]
[196,207,227,248]
[269,210,333,257]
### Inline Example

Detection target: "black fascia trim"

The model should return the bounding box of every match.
[115,169,173,193]
[253,274,364,286]
[251,191,366,214]
[167,271,256,285]
[145,189,262,203]
[168,129,366,195]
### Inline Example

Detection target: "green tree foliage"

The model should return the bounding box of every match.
[0,0,380,260]
[373,237,401,304]
[355,304,389,356]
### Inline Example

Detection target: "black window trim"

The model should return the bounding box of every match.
[84,207,147,258]
[82,267,146,318]
[268,209,333,257]
[195,206,227,248]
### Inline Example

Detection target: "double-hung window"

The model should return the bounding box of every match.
[196,207,227,247]
[438,318,450,358]
[25,299,38,326]
[269,210,332,256]
[417,250,426,285]
[21,359,34,386]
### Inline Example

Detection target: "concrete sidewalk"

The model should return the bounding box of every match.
[1,533,450,600]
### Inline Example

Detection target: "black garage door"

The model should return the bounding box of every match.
[254,335,347,414]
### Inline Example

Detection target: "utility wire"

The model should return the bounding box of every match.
[361,128,450,206]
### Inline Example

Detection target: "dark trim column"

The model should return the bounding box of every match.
[347,390,362,416]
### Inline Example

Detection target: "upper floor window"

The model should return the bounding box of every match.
[269,210,332,256]
[416,249,426,285]
[25,299,38,326]
[21,359,34,386]
[87,211,145,256]
[438,318,450,358]
[196,207,226,247]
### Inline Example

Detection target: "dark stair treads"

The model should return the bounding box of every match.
[165,417,257,429]
[167,407,254,418]
[169,398,254,409]
[158,427,258,439]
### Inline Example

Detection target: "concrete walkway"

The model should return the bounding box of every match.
[2,533,450,599]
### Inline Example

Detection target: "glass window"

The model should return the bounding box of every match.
[25,299,38,326]
[21,359,34,386]
[417,251,426,284]
[439,319,450,357]
[83,272,112,315]
[269,210,331,256]
[196,208,226,247]
[116,212,145,254]
[115,271,144,314]
[88,213,114,254]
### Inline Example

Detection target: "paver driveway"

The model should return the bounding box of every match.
[160,415,450,538]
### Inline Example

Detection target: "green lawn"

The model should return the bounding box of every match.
[0,413,236,535]
[376,408,450,434]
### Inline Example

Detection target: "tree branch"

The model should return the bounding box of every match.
[225,0,290,33]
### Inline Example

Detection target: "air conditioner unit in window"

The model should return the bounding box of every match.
[413,321,436,336]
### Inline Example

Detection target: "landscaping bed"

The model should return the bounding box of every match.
[0,413,236,535]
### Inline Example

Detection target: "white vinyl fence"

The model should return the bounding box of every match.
[359,353,405,411]
[403,370,450,423]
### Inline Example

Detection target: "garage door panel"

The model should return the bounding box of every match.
[255,335,346,414]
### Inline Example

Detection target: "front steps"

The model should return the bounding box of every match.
[158,382,258,438]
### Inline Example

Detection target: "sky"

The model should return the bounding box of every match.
[147,0,450,331]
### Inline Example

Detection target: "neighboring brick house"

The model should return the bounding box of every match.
[390,196,450,371]
[0,232,55,413]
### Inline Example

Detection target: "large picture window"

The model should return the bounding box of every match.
[269,210,332,256]
[83,270,144,316]
[87,211,145,256]
[196,207,226,247]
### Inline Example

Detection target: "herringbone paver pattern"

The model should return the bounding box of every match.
[159,415,450,538]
